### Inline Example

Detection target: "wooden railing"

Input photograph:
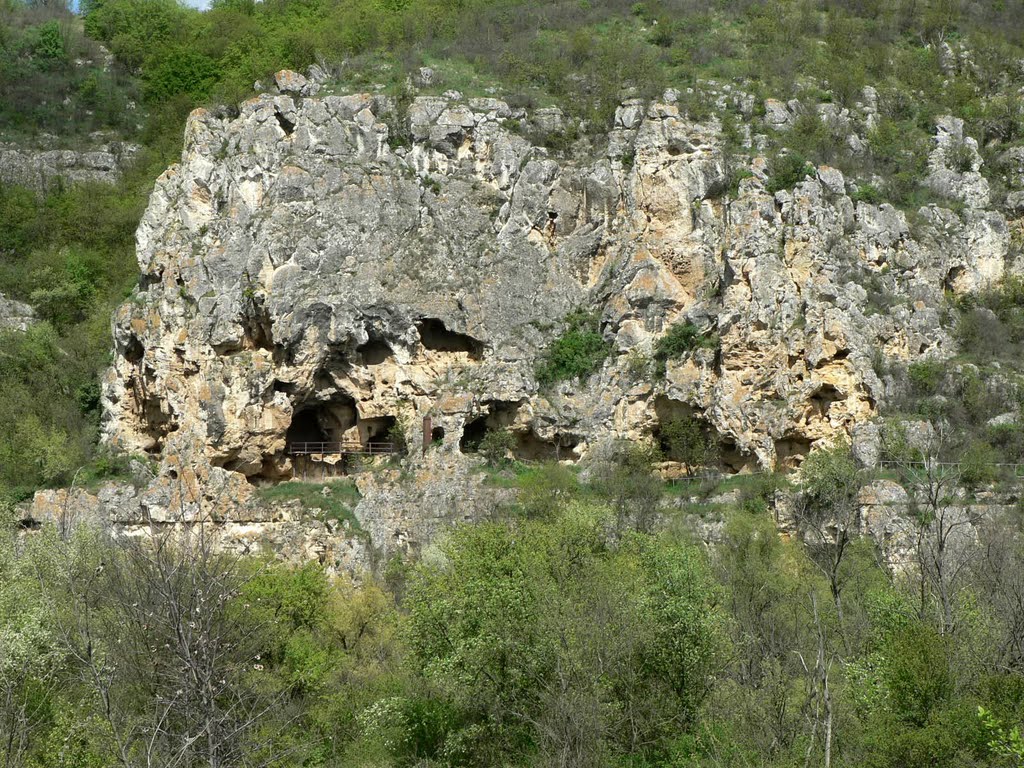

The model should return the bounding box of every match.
[287,441,395,456]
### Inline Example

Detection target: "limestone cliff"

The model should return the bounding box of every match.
[0,138,140,192]
[88,74,1015,564]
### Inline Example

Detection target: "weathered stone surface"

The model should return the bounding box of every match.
[0,293,34,331]
[90,78,1016,566]
[0,139,140,192]
[927,115,990,208]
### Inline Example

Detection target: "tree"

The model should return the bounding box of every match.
[591,443,663,533]
[0,529,65,768]
[47,517,294,768]
[404,505,725,766]
[892,425,976,637]
[660,414,720,475]
[795,440,864,637]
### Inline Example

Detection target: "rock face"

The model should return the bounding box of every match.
[95,83,1016,563]
[0,139,140,192]
[0,293,35,331]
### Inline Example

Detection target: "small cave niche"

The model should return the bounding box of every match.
[357,335,393,366]
[417,319,484,360]
[809,384,844,420]
[719,438,759,474]
[274,109,296,136]
[241,296,275,353]
[459,400,522,452]
[431,426,446,443]
[653,396,722,472]
[273,380,297,395]
[515,429,579,462]
[775,434,813,470]
[944,266,966,293]
[360,415,396,446]
[124,335,144,365]
[133,387,177,454]
[651,397,757,475]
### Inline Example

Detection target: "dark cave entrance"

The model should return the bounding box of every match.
[459,400,579,461]
[286,408,329,445]
[417,319,484,360]
[286,394,359,447]
[460,400,521,452]
[653,395,756,474]
[357,335,393,366]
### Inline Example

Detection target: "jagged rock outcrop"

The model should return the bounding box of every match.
[0,138,140,192]
[90,79,1017,564]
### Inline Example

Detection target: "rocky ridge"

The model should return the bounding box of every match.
[31,71,1017,569]
[0,137,140,192]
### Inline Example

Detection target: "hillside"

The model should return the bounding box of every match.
[6,1,1024,766]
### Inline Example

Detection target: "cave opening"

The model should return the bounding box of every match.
[124,335,144,365]
[515,430,579,461]
[360,415,396,446]
[417,319,484,360]
[431,426,445,443]
[653,395,754,474]
[459,400,521,453]
[286,408,330,446]
[809,384,843,420]
[274,109,295,136]
[358,335,393,366]
[460,416,488,452]
[775,434,813,470]
[285,394,359,449]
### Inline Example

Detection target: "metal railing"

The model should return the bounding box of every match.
[287,441,395,456]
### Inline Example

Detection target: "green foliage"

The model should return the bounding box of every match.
[801,439,861,510]
[908,359,945,396]
[515,461,579,519]
[143,46,219,102]
[0,173,149,502]
[979,706,1024,764]
[256,479,362,527]
[960,440,1001,489]
[659,413,720,471]
[653,321,718,377]
[536,311,611,386]
[405,506,726,763]
[478,427,516,467]
[766,152,814,194]
[0,7,139,137]
[592,443,663,532]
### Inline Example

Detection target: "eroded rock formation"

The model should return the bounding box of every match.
[80,77,1016,565]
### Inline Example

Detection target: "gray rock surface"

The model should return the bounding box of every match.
[83,79,1018,568]
[0,293,34,331]
[0,139,139,192]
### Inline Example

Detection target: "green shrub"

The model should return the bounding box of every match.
[536,311,611,386]
[765,152,814,194]
[516,462,579,518]
[478,428,516,467]
[960,440,1000,489]
[653,321,718,377]
[851,183,884,205]
[907,360,945,396]
[659,414,719,471]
